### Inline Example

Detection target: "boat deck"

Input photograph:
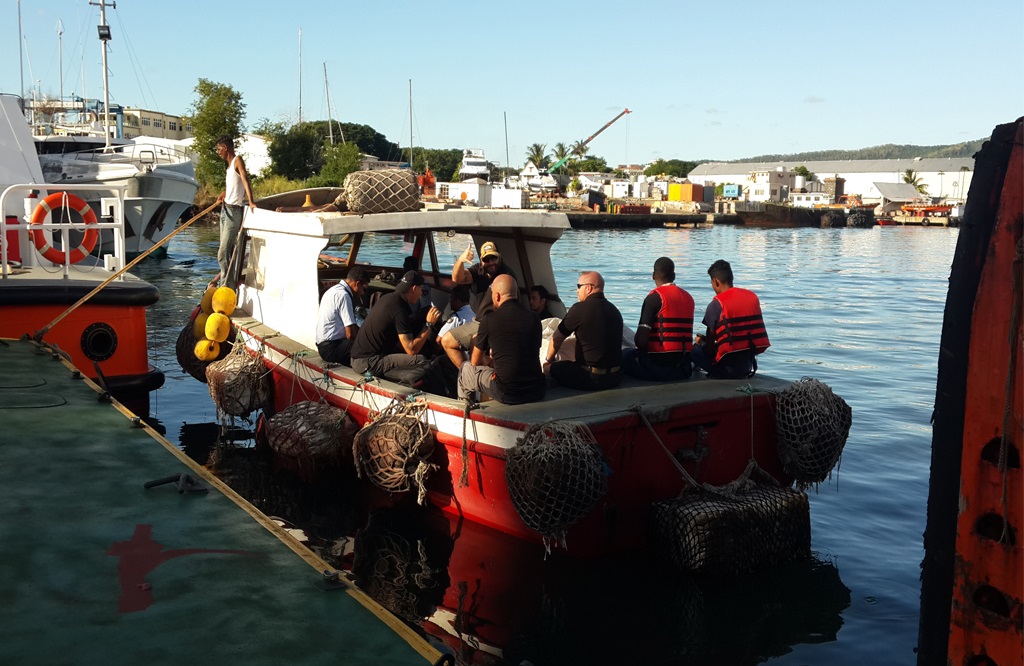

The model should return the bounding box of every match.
[0,338,440,665]
[239,316,790,427]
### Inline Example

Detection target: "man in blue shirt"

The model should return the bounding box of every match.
[315,265,368,365]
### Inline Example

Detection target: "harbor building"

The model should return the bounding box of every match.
[687,157,975,204]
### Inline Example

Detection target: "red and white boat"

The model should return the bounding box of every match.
[223,187,793,556]
[0,94,163,403]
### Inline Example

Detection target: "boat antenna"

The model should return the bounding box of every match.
[324,62,333,145]
[89,0,114,150]
[504,111,510,177]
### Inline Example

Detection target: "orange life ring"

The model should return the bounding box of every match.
[30,192,99,264]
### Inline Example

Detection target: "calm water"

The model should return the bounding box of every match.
[132,222,959,666]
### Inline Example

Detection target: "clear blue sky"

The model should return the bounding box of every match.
[7,0,1023,165]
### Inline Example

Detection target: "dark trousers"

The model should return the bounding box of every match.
[550,361,622,391]
[622,349,692,381]
[691,344,754,379]
[351,353,431,386]
[316,338,354,365]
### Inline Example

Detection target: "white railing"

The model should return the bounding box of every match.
[0,183,128,279]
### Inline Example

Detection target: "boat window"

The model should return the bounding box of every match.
[322,233,355,264]
[432,231,475,273]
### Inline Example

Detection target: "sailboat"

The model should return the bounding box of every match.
[30,4,197,259]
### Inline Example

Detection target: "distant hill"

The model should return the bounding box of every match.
[738,139,987,163]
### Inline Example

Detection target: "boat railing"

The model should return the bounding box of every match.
[0,182,129,279]
[53,143,193,167]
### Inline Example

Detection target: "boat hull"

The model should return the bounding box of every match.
[241,319,790,556]
[0,276,163,397]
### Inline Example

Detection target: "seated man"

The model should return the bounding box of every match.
[544,271,623,391]
[529,284,555,319]
[440,240,518,368]
[622,257,694,381]
[458,275,545,404]
[437,285,474,340]
[692,259,770,379]
[314,265,369,365]
[403,255,432,317]
[350,271,443,388]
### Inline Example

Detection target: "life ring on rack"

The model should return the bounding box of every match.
[29,192,99,264]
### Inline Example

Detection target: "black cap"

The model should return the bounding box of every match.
[396,271,425,295]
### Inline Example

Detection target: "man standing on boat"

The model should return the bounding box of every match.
[315,266,369,365]
[544,271,623,391]
[440,241,518,368]
[622,257,694,381]
[692,259,770,379]
[212,135,255,287]
[458,275,545,404]
[350,272,443,388]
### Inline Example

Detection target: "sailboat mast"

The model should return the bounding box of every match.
[324,62,333,145]
[408,79,413,170]
[17,0,24,112]
[90,0,113,149]
[297,28,302,125]
[57,19,64,104]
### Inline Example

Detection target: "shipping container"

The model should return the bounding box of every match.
[679,183,703,202]
[667,182,683,201]
[723,184,741,199]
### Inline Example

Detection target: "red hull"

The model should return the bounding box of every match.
[254,328,789,556]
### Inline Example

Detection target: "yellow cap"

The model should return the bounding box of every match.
[480,241,500,259]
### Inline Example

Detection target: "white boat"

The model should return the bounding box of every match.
[35,135,198,259]
[0,94,163,405]
[199,186,840,558]
[459,149,490,182]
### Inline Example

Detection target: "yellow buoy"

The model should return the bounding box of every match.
[194,339,220,362]
[212,286,237,316]
[205,312,231,343]
[200,286,217,314]
[192,312,210,340]
[302,193,314,209]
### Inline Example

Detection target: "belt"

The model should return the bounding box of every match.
[586,365,620,375]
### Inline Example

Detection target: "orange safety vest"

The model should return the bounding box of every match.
[648,284,695,353]
[712,287,770,362]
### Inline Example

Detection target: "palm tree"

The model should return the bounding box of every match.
[570,140,587,160]
[552,142,570,173]
[526,143,548,169]
[903,169,928,195]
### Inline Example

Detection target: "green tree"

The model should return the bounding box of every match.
[793,165,815,180]
[413,148,462,182]
[903,169,928,194]
[643,159,698,178]
[306,142,362,187]
[570,140,587,159]
[186,78,247,188]
[269,122,325,180]
[577,156,611,173]
[526,143,549,168]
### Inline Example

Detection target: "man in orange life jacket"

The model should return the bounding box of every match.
[622,256,694,381]
[692,259,770,379]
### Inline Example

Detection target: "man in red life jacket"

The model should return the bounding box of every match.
[623,256,695,381]
[692,259,770,379]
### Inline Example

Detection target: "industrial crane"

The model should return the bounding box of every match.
[547,108,632,174]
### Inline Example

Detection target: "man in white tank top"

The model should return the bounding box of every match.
[213,136,255,287]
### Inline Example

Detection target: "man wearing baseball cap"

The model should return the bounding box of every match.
[350,271,443,388]
[440,240,518,369]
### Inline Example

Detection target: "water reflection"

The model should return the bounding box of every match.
[193,440,850,666]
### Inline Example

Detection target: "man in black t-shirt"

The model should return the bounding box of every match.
[544,270,624,391]
[350,271,442,387]
[440,240,518,368]
[458,275,545,404]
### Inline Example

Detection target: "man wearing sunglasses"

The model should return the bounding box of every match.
[544,271,624,391]
[440,240,518,369]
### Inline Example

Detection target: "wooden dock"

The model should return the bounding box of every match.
[0,338,443,665]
